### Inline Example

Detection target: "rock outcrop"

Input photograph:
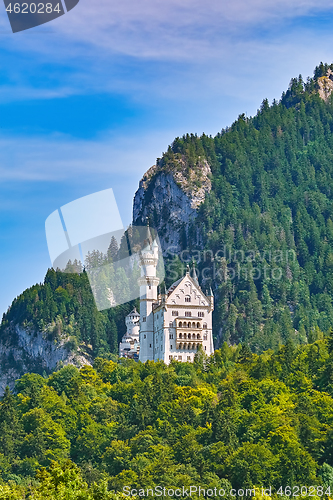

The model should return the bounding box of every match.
[133,157,211,253]
[318,69,333,101]
[0,323,91,394]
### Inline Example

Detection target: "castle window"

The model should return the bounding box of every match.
[203,323,207,329]
[169,322,173,327]
[197,322,200,328]
[204,346,207,351]
[169,334,173,339]
[172,311,178,316]
[178,356,182,361]
[171,345,173,349]
[179,333,182,339]
[204,334,207,340]
[187,322,191,328]
[149,344,152,348]
[185,296,191,302]
[192,322,195,328]
[198,312,204,317]
[185,311,191,317]
[187,356,191,361]
[149,286,151,290]
[197,334,200,339]
[143,317,146,322]
[169,355,172,360]
[144,334,146,339]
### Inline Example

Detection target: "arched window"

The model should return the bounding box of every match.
[197,333,200,339]
[187,322,191,328]
[185,295,191,302]
[197,322,200,328]
[192,322,195,328]
[192,333,196,339]
[203,323,207,329]
[179,321,182,327]
[188,333,191,339]
[179,333,182,339]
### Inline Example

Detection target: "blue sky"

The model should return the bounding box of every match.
[1,0,333,316]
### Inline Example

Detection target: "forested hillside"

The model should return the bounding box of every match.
[3,62,333,374]
[0,267,138,360]
[2,339,333,498]
[150,62,333,351]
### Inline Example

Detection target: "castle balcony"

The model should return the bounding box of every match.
[176,331,202,341]
[176,318,205,329]
[174,319,208,340]
[176,341,202,350]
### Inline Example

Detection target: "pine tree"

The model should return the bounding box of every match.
[107,236,119,262]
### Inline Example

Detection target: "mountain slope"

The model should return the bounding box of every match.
[0,269,137,393]
[2,62,333,390]
[134,62,333,351]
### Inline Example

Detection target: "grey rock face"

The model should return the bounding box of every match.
[0,323,91,395]
[133,159,211,254]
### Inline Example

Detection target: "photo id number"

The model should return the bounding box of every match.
[6,3,61,14]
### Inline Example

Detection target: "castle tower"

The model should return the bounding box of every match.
[125,307,140,341]
[119,308,140,358]
[138,227,159,362]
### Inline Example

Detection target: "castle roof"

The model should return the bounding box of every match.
[167,271,208,300]
[127,307,140,317]
[167,277,183,294]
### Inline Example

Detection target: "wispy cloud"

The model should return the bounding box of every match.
[0,0,332,109]
[4,0,333,60]
[0,129,176,182]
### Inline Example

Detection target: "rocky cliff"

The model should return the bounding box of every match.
[133,156,212,253]
[0,322,91,394]
[318,69,333,101]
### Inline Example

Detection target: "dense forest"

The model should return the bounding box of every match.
[0,266,139,359]
[154,62,333,351]
[1,339,333,497]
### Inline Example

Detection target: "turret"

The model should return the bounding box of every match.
[138,226,160,362]
[119,308,140,358]
[125,307,140,340]
[207,285,214,312]
[192,264,199,286]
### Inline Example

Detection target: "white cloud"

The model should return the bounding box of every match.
[2,0,333,62]
[0,0,331,110]
[0,129,176,182]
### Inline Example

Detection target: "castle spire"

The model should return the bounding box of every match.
[192,263,199,285]
[146,217,152,245]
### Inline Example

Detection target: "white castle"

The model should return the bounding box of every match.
[119,229,214,363]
